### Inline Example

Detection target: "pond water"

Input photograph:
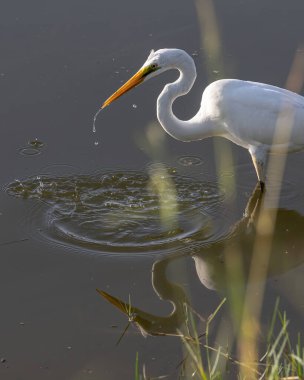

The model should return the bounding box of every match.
[1,0,304,379]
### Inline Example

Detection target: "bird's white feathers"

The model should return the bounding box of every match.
[143,49,304,151]
[198,79,304,152]
[111,48,304,183]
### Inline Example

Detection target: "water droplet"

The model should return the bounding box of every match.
[28,139,44,148]
[93,108,103,133]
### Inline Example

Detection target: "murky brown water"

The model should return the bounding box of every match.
[1,0,304,379]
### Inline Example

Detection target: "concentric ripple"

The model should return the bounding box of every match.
[178,156,203,167]
[18,139,45,157]
[6,169,225,255]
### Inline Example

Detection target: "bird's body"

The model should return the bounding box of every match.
[184,79,304,151]
[101,48,304,188]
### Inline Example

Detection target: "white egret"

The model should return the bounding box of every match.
[101,48,304,190]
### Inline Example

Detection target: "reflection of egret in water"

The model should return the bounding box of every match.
[98,258,189,338]
[97,185,304,336]
[6,169,224,255]
[97,257,205,379]
[193,186,304,292]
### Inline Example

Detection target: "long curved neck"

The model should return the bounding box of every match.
[157,55,215,142]
[134,258,189,336]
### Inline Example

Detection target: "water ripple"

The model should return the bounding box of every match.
[6,170,226,256]
[177,156,204,167]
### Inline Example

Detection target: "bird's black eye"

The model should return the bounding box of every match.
[151,63,158,70]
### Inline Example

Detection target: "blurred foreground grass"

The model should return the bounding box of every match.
[134,298,304,379]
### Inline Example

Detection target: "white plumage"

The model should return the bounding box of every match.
[102,48,304,189]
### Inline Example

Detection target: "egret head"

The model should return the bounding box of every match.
[101,49,179,109]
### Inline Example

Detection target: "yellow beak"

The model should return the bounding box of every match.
[96,288,130,314]
[101,67,147,109]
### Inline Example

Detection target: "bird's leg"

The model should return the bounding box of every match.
[244,182,265,230]
[249,146,268,192]
[259,180,265,192]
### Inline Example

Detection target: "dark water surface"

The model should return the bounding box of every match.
[1,0,304,379]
